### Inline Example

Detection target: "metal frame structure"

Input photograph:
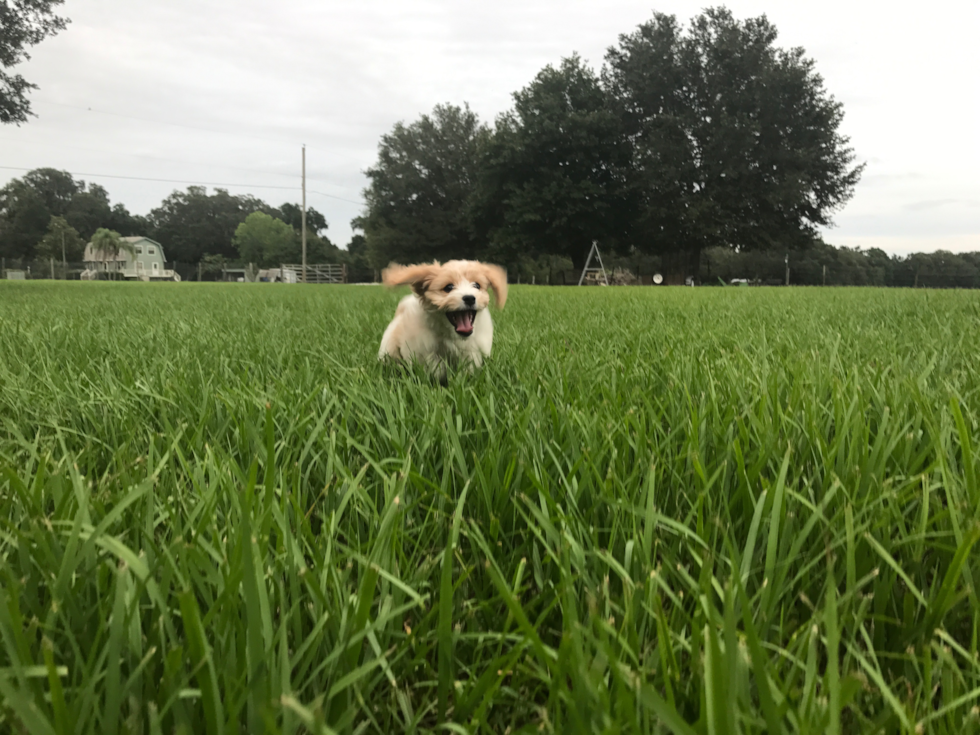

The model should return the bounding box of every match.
[577,241,609,286]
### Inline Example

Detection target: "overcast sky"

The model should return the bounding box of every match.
[2,0,978,255]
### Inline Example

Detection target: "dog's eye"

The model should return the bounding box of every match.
[442,284,454,293]
[472,283,481,290]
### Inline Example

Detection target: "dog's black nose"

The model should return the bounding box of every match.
[463,294,476,306]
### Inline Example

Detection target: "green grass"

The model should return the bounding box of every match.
[1,281,979,734]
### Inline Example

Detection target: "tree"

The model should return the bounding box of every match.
[35,214,83,261]
[604,7,864,282]
[0,178,50,258]
[199,253,228,280]
[65,183,112,240]
[88,227,134,279]
[360,103,490,268]
[1,0,69,124]
[232,212,296,267]
[148,186,273,262]
[106,202,148,237]
[475,55,632,271]
[19,167,79,211]
[0,168,133,258]
[278,202,327,237]
[273,201,346,264]
[345,233,370,272]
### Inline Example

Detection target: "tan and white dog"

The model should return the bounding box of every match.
[379,260,507,378]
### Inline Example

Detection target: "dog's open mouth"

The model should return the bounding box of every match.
[446,309,476,336]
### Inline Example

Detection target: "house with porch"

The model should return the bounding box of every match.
[81,237,181,281]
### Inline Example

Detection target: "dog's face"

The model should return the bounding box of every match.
[382,260,507,338]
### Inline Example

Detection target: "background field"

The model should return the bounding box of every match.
[1,282,979,734]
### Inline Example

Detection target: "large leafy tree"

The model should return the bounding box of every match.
[275,201,345,264]
[0,168,131,258]
[279,202,328,237]
[148,186,273,262]
[604,8,864,282]
[360,103,489,268]
[232,212,296,267]
[35,214,83,261]
[345,233,370,272]
[475,55,632,271]
[64,183,112,240]
[106,202,148,237]
[0,178,49,258]
[1,0,69,124]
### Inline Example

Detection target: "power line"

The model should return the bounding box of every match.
[36,99,298,147]
[308,190,364,206]
[9,100,368,205]
[0,165,297,191]
[0,135,301,181]
[0,165,366,205]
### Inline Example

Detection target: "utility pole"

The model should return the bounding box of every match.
[301,145,307,284]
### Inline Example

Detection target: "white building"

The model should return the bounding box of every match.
[81,236,181,281]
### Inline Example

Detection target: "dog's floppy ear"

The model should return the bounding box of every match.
[482,264,508,309]
[382,262,440,297]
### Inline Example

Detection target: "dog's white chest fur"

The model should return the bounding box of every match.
[379,294,493,374]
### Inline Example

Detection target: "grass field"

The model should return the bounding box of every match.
[1,281,979,734]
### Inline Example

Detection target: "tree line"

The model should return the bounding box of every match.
[0,168,364,271]
[490,244,980,290]
[703,244,980,288]
[356,7,866,282]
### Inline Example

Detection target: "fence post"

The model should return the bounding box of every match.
[1,257,4,279]
[51,257,55,280]
[198,262,202,282]
[823,264,826,286]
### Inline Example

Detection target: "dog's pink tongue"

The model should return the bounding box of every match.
[456,311,474,333]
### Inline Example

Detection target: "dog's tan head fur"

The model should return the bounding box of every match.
[383,260,507,308]
[382,260,507,337]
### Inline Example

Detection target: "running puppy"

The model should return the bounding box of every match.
[379,260,507,378]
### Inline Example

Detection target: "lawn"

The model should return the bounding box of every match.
[1,281,979,734]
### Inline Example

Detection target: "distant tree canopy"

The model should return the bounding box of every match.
[279,202,328,237]
[476,55,632,271]
[605,8,863,281]
[147,186,273,262]
[359,6,864,281]
[232,212,296,268]
[700,244,980,288]
[147,186,340,264]
[359,103,489,269]
[0,0,68,124]
[0,169,355,266]
[345,233,369,272]
[231,209,346,268]
[0,168,145,258]
[35,214,84,261]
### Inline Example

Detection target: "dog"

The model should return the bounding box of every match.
[379,259,507,379]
